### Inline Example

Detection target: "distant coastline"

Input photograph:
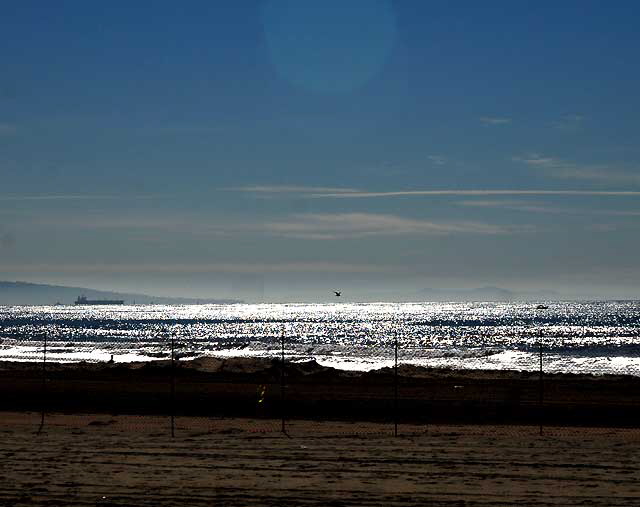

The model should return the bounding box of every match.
[0,281,243,306]
[411,286,559,302]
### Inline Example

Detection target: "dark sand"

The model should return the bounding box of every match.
[2,358,640,505]
[1,412,639,506]
[1,357,640,426]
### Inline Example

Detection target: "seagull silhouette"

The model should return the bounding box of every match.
[333,291,341,297]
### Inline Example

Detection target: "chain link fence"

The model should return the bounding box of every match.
[2,327,639,437]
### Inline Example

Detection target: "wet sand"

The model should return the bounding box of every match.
[1,412,639,506]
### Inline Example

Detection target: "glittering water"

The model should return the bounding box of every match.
[1,301,640,375]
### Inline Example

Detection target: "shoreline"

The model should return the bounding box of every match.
[1,356,639,427]
[2,347,638,376]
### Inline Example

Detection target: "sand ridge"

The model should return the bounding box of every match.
[1,357,639,427]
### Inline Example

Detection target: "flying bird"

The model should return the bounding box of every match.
[333,291,341,297]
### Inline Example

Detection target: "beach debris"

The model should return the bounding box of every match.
[454,385,464,389]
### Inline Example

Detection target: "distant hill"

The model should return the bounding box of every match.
[417,286,560,302]
[0,281,243,306]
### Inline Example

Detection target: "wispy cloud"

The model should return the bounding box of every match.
[264,213,521,239]
[32,211,518,241]
[457,200,522,207]
[597,209,640,217]
[309,189,640,199]
[427,155,447,166]
[456,199,640,216]
[456,200,570,214]
[589,224,619,233]
[35,216,210,231]
[226,185,359,195]
[132,124,225,135]
[480,116,512,126]
[22,212,527,240]
[2,261,400,274]
[551,114,584,131]
[516,154,640,184]
[0,194,158,202]
[231,184,640,200]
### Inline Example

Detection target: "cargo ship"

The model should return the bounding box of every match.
[75,295,125,305]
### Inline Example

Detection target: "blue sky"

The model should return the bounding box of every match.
[2,1,640,301]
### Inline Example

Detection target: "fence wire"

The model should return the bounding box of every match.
[1,328,640,437]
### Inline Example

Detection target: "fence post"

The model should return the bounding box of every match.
[281,328,286,435]
[394,335,398,437]
[538,342,543,436]
[171,333,175,438]
[38,333,47,434]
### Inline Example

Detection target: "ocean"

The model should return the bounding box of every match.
[1,301,639,376]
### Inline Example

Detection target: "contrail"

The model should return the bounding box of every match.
[310,190,640,199]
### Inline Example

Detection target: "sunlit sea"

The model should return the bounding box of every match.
[1,301,640,375]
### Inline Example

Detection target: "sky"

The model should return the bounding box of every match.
[1,0,640,301]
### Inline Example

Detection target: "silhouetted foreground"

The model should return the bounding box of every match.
[1,357,639,427]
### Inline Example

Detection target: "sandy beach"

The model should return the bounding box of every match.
[1,412,639,506]
[1,358,640,505]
